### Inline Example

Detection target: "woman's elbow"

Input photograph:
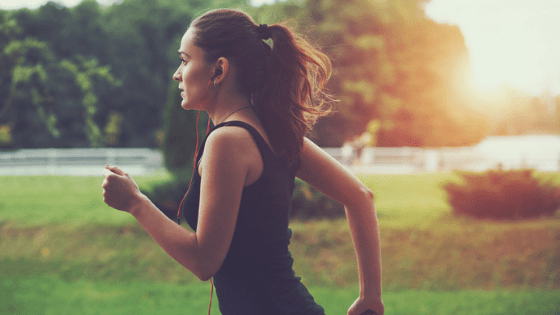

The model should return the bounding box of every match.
[362,186,374,202]
[196,271,214,282]
[191,259,221,282]
[360,186,375,207]
[192,265,217,282]
[346,185,374,209]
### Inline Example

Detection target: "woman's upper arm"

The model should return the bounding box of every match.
[194,128,256,278]
[297,138,372,207]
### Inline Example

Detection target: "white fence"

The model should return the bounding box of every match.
[326,146,490,174]
[0,148,163,176]
[326,135,560,173]
[1,135,559,175]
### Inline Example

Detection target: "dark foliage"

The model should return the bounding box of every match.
[442,169,560,220]
[141,178,189,221]
[291,179,345,220]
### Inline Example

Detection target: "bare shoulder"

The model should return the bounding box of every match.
[200,125,262,184]
[204,125,257,154]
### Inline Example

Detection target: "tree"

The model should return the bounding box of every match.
[0,11,119,148]
[3,0,493,149]
[258,0,491,147]
[376,0,490,147]
[2,0,202,148]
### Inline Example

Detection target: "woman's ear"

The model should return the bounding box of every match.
[211,57,229,85]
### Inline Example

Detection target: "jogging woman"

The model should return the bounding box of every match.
[102,8,383,315]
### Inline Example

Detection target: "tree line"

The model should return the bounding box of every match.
[1,0,556,152]
[0,0,238,149]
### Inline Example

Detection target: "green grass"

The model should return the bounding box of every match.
[358,173,460,229]
[2,276,559,315]
[0,172,452,228]
[1,173,560,314]
[1,275,218,315]
[0,172,171,226]
[2,219,558,291]
[1,171,558,229]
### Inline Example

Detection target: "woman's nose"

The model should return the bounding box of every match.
[173,68,181,81]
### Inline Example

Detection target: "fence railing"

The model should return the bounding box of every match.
[0,148,163,176]
[1,143,559,176]
[326,146,560,173]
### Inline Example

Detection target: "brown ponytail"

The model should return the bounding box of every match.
[254,23,332,166]
[191,9,332,167]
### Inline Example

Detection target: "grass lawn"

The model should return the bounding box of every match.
[0,172,171,226]
[360,173,458,229]
[1,172,559,314]
[2,276,559,315]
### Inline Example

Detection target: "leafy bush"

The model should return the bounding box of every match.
[442,169,560,220]
[291,180,345,220]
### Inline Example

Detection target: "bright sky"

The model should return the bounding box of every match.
[425,0,560,96]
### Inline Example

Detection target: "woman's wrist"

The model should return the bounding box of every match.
[127,193,150,216]
[360,281,382,299]
[360,289,382,300]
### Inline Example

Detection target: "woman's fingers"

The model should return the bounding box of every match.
[101,165,142,212]
[348,297,384,315]
[105,164,125,176]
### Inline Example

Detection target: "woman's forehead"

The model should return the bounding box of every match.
[179,29,199,56]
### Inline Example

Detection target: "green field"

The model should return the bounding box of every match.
[1,172,560,314]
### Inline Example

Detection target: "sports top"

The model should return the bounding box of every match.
[181,120,325,315]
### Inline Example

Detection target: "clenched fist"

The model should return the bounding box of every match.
[102,165,145,213]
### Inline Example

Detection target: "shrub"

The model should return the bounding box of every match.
[291,180,345,220]
[442,168,560,220]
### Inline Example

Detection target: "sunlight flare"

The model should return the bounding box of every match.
[425,0,560,96]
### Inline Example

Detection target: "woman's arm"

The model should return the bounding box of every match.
[101,175,215,280]
[297,138,384,315]
[102,127,258,281]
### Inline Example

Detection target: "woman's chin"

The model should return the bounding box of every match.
[181,99,204,111]
[180,100,191,110]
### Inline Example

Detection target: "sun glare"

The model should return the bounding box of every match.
[425,0,560,96]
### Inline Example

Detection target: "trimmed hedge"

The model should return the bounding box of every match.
[442,168,560,220]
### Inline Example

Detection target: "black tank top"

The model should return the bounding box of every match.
[181,121,325,315]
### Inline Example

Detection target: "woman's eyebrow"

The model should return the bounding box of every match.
[178,51,190,58]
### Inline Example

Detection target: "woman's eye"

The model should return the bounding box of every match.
[180,58,188,65]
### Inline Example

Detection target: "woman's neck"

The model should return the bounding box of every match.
[208,93,253,125]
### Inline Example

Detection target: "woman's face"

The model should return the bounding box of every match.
[173,28,214,110]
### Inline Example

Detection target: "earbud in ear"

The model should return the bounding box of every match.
[211,68,223,81]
